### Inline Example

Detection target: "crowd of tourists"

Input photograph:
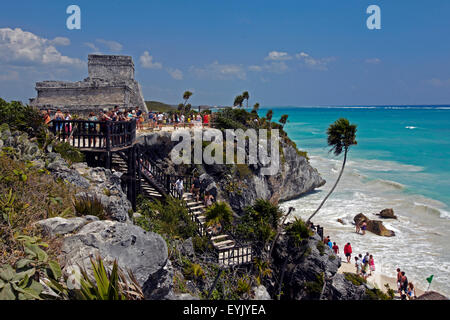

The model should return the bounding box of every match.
[41,106,212,132]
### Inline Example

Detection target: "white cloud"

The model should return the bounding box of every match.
[50,37,71,46]
[248,61,289,74]
[84,42,101,53]
[265,51,292,61]
[95,39,123,52]
[0,27,83,67]
[140,51,163,69]
[190,61,246,80]
[365,58,381,64]
[295,52,334,71]
[167,68,183,80]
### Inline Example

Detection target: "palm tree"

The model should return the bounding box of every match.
[183,91,193,106]
[234,95,244,108]
[279,114,288,129]
[306,118,357,223]
[252,102,260,114]
[266,109,273,128]
[242,91,250,108]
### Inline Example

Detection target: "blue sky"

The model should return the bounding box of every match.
[0,0,449,106]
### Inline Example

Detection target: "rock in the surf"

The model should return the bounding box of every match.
[354,213,395,237]
[377,208,397,219]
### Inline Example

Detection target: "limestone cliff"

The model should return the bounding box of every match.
[137,131,325,213]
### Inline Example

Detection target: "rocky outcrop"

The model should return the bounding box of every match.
[269,231,371,300]
[323,273,367,300]
[60,220,168,291]
[354,213,395,237]
[377,208,397,219]
[136,131,325,214]
[269,232,341,300]
[252,285,271,300]
[36,216,99,237]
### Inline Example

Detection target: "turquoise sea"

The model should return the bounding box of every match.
[261,105,450,296]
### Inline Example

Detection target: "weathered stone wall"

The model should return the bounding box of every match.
[30,54,147,114]
[88,55,135,81]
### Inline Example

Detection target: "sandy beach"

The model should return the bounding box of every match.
[337,259,425,297]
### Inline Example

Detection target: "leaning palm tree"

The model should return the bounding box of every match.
[252,102,260,114]
[242,91,250,108]
[306,118,357,223]
[279,114,289,129]
[183,91,193,106]
[234,95,244,108]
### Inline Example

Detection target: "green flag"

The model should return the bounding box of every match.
[426,275,434,284]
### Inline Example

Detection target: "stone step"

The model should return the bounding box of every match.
[187,201,202,206]
[191,210,203,216]
[210,234,229,241]
[190,205,205,211]
[213,240,235,248]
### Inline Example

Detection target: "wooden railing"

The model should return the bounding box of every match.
[50,119,136,151]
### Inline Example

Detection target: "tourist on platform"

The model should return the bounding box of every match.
[369,255,375,276]
[332,242,339,255]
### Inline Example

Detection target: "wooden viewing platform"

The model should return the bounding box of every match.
[50,119,136,153]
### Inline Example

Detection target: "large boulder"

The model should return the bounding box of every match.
[60,220,168,290]
[354,213,395,237]
[36,216,99,237]
[377,208,397,219]
[323,273,367,300]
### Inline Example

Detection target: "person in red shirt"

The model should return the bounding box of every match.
[332,242,339,255]
[203,113,209,127]
[344,242,352,263]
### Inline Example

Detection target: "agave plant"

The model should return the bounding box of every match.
[76,255,144,300]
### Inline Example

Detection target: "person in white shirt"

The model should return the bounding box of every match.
[174,178,184,199]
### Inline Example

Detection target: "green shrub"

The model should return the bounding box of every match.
[53,142,84,165]
[0,99,46,142]
[235,199,282,248]
[304,273,324,298]
[236,275,252,296]
[183,262,205,282]
[344,272,367,286]
[73,195,106,219]
[364,288,392,300]
[204,202,234,230]
[286,218,311,246]
[137,197,196,239]
[316,241,326,256]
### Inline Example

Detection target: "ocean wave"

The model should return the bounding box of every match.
[405,126,417,130]
[366,179,405,190]
[413,202,450,219]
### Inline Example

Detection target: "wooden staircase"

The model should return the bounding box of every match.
[111,153,163,200]
[182,192,252,267]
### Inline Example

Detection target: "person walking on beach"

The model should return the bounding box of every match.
[396,268,403,294]
[355,221,361,234]
[407,282,416,300]
[332,242,339,255]
[355,257,362,275]
[344,243,352,263]
[361,221,367,235]
[400,272,408,295]
[369,255,375,276]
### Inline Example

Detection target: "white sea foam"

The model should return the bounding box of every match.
[405,126,417,130]
[283,152,450,296]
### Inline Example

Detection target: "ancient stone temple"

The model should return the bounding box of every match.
[30,54,147,114]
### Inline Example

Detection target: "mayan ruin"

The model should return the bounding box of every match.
[30,54,147,114]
